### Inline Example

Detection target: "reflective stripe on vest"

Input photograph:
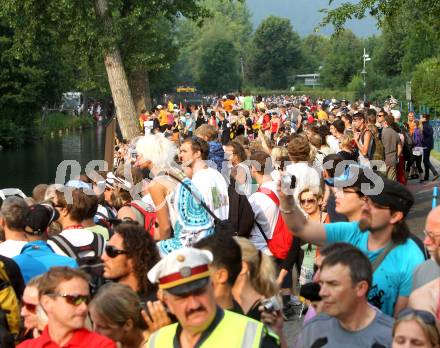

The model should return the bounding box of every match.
[242,320,259,347]
[147,310,268,348]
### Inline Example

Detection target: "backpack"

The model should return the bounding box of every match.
[255,188,293,260]
[0,261,20,342]
[49,232,105,295]
[128,200,157,237]
[367,126,385,161]
[227,178,255,238]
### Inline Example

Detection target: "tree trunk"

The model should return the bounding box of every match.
[130,69,152,114]
[94,0,140,141]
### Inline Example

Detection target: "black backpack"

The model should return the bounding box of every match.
[49,232,105,295]
[0,310,14,348]
[227,177,255,238]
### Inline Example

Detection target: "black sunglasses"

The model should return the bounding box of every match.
[105,244,129,258]
[47,293,90,306]
[397,308,436,326]
[22,300,37,313]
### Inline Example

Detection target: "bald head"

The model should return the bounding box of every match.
[425,206,440,266]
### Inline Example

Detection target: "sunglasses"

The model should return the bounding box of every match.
[47,293,90,306]
[300,198,317,205]
[397,308,436,326]
[105,245,129,258]
[22,300,37,313]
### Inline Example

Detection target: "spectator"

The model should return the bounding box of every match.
[353,112,373,167]
[297,245,393,347]
[180,137,229,221]
[285,134,321,205]
[421,114,439,182]
[413,206,440,290]
[18,267,115,347]
[194,124,224,171]
[194,232,243,313]
[136,134,213,255]
[47,188,105,259]
[232,237,279,321]
[0,197,29,258]
[101,223,160,302]
[89,283,157,348]
[13,204,78,283]
[279,168,425,316]
[20,276,47,339]
[392,308,439,348]
[381,115,402,180]
[224,141,252,196]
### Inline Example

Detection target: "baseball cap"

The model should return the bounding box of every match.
[24,204,59,235]
[148,247,213,296]
[325,165,414,216]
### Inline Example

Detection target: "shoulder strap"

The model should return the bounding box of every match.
[166,172,221,223]
[257,187,280,206]
[50,234,78,259]
[255,220,269,243]
[371,242,399,272]
[89,232,105,257]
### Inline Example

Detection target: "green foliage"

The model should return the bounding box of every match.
[175,0,252,87]
[36,113,94,135]
[198,38,240,94]
[412,57,440,110]
[347,74,364,99]
[320,30,362,88]
[248,16,302,89]
[299,34,330,73]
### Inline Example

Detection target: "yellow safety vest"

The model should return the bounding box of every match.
[146,310,277,348]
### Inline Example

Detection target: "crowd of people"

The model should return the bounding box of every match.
[0,94,439,347]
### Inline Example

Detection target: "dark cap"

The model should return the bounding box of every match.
[363,174,414,216]
[325,165,414,216]
[24,204,59,235]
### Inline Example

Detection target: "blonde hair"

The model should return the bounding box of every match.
[136,134,177,170]
[234,237,278,298]
[340,134,352,149]
[299,187,322,200]
[393,314,440,347]
[194,124,218,141]
[271,146,289,162]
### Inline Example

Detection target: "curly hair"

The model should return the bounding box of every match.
[114,223,160,295]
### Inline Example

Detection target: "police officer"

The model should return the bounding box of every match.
[146,247,280,348]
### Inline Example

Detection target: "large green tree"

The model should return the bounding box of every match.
[248,16,302,89]
[412,57,440,110]
[320,30,362,88]
[198,38,240,93]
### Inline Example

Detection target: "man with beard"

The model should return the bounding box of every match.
[278,166,425,317]
[146,247,280,347]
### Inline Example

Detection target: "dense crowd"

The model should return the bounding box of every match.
[0,94,439,347]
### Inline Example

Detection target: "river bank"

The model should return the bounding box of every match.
[36,112,94,137]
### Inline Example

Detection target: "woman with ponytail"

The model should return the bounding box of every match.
[232,237,279,321]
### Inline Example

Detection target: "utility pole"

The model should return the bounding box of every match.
[240,56,245,82]
[362,48,371,102]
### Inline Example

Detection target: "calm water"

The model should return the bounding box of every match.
[0,126,105,195]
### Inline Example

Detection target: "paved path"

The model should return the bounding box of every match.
[283,157,440,346]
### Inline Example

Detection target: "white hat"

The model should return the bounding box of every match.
[157,105,163,109]
[148,247,213,296]
[391,110,401,119]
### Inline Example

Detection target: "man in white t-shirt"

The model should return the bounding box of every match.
[47,187,105,259]
[0,197,29,258]
[180,137,229,221]
[285,134,321,205]
[248,151,278,255]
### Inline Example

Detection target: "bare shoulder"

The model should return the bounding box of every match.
[409,277,439,313]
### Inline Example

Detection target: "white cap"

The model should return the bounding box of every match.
[391,110,401,119]
[148,247,213,295]
[157,105,163,109]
